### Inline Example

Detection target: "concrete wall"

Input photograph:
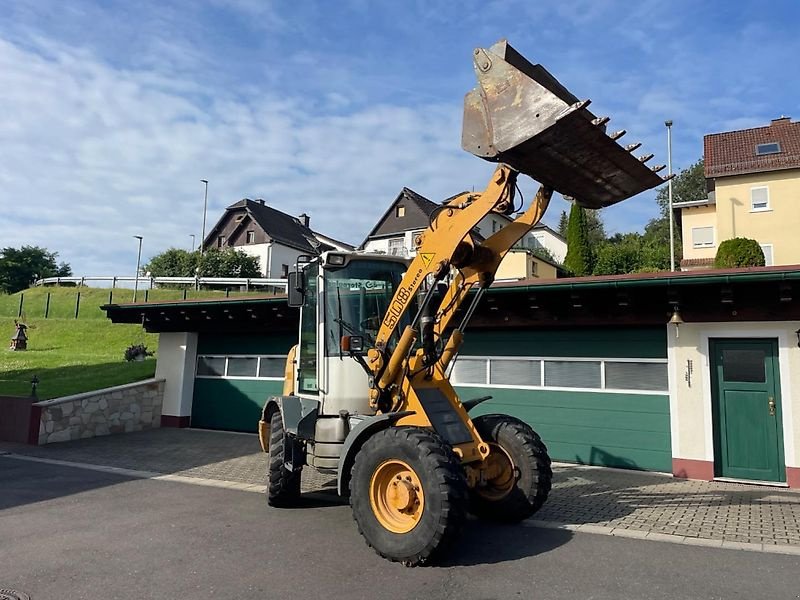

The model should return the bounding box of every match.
[34,379,165,445]
[667,321,800,485]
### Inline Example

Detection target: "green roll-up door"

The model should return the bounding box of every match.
[192,333,294,432]
[456,327,672,472]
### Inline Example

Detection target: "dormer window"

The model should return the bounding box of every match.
[756,142,781,155]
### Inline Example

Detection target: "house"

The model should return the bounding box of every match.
[361,187,566,280]
[676,116,800,270]
[202,198,353,277]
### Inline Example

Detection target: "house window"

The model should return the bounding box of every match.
[281,264,289,278]
[396,205,405,218]
[751,186,770,211]
[388,238,405,256]
[217,235,226,247]
[756,142,781,156]
[691,226,714,248]
[246,230,255,244]
[760,244,774,266]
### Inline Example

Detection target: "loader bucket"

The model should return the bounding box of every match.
[462,40,668,208]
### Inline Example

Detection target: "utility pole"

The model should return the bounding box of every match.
[200,179,209,256]
[133,235,143,302]
[665,120,675,272]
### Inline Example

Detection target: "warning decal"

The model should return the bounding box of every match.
[419,252,435,268]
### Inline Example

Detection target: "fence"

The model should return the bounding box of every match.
[2,279,288,321]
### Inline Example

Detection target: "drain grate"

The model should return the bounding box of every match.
[0,591,31,600]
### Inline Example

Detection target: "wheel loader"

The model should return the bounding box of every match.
[257,39,669,566]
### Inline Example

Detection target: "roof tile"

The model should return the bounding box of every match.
[705,117,800,178]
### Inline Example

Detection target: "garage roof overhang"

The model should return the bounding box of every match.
[102,265,800,333]
[102,295,298,333]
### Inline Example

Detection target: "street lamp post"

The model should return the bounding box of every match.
[200,179,209,256]
[190,234,196,252]
[133,235,143,302]
[665,120,675,272]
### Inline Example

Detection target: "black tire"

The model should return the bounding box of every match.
[266,410,302,507]
[350,427,467,566]
[469,414,552,522]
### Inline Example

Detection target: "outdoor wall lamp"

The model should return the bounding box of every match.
[668,307,684,338]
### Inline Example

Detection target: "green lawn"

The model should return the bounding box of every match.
[0,317,159,399]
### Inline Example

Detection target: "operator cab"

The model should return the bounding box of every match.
[288,251,414,419]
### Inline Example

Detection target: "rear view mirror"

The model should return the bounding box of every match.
[287,271,305,307]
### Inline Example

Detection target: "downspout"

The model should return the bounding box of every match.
[266,242,273,278]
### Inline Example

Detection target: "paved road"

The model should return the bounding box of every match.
[1,458,798,600]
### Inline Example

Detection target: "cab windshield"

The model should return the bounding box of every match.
[324,259,413,356]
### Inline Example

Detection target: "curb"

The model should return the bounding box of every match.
[525,520,800,556]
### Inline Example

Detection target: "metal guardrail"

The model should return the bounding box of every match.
[33,276,289,290]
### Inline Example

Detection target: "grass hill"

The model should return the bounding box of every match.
[1,317,159,399]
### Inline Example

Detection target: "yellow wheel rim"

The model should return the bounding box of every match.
[369,459,425,534]
[475,443,516,501]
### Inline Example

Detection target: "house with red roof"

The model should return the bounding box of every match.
[676,116,800,270]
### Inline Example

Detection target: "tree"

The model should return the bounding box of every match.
[144,248,196,278]
[714,238,765,269]
[144,247,261,280]
[557,210,569,238]
[0,246,72,293]
[563,204,594,276]
[655,158,706,216]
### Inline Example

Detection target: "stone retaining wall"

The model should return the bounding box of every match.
[35,379,165,445]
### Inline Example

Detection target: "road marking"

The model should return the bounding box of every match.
[0,453,267,494]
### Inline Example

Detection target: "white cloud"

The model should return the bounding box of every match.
[0,35,487,275]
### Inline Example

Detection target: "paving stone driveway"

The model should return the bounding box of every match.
[3,428,800,548]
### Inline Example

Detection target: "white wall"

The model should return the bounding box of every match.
[237,243,271,275]
[237,242,305,277]
[155,332,199,420]
[667,321,800,471]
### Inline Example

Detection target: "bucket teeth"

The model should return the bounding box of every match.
[625,142,642,152]
[638,153,654,163]
[651,164,666,173]
[592,116,610,127]
[609,130,626,140]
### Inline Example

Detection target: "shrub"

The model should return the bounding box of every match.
[124,343,154,362]
[714,238,765,269]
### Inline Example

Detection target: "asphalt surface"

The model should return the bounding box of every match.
[1,457,798,600]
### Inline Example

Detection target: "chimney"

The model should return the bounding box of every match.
[771,116,791,126]
[256,198,265,205]
[299,213,310,227]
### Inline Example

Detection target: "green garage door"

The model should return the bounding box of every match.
[192,333,294,432]
[454,327,671,472]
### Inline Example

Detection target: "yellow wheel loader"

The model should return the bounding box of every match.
[258,39,669,566]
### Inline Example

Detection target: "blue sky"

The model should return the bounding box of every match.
[2,0,799,275]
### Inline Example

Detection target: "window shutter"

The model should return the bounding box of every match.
[692,226,714,247]
[751,187,769,210]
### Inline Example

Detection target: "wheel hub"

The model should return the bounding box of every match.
[370,459,425,533]
[474,443,517,501]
